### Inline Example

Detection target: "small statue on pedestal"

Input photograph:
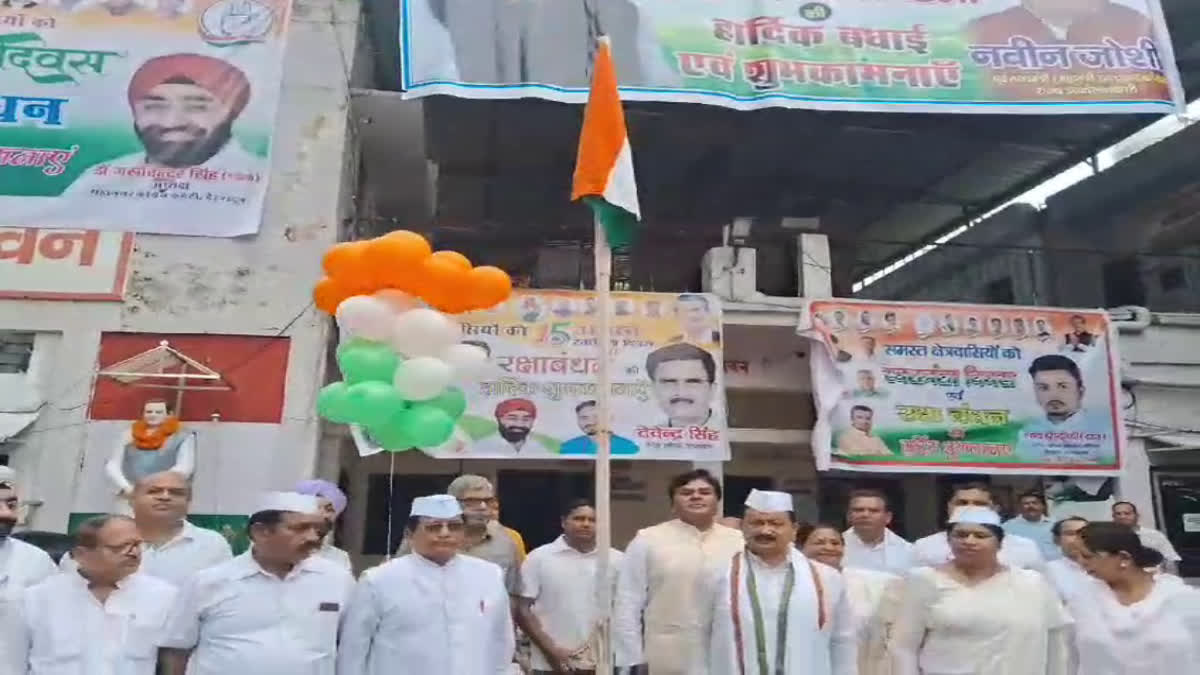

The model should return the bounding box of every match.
[105,399,196,513]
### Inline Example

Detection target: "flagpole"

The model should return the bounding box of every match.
[593,214,614,674]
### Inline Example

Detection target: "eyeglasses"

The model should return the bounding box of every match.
[457,497,496,507]
[421,521,465,533]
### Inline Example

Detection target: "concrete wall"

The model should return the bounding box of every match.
[0,0,360,530]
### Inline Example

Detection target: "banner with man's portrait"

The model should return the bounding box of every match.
[0,0,289,237]
[357,290,730,461]
[801,300,1124,476]
[399,0,1184,115]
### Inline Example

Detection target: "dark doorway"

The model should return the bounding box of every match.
[362,473,456,555]
[723,475,774,517]
[497,470,593,551]
[1155,472,1200,578]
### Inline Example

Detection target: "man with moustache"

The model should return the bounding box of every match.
[60,470,232,586]
[1016,355,1115,464]
[475,398,557,456]
[0,473,56,674]
[338,495,515,674]
[159,491,355,675]
[294,478,353,572]
[560,399,640,456]
[22,515,178,675]
[704,490,855,675]
[669,294,721,346]
[646,342,718,428]
[841,489,914,574]
[614,469,743,674]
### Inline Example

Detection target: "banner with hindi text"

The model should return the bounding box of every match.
[801,300,1124,475]
[0,0,291,237]
[352,290,730,461]
[399,0,1183,115]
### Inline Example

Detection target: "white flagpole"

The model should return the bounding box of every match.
[593,216,614,674]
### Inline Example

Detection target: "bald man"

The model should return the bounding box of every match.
[474,398,557,456]
[61,471,231,586]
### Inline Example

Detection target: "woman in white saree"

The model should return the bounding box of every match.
[797,522,900,675]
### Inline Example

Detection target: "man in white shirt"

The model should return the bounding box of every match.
[912,482,1045,571]
[1112,500,1181,574]
[841,489,914,574]
[1043,516,1090,602]
[294,478,353,572]
[23,515,177,675]
[614,469,744,674]
[704,489,856,675]
[520,499,624,674]
[61,470,232,586]
[159,491,355,675]
[337,494,515,674]
[0,474,57,674]
[1002,491,1059,561]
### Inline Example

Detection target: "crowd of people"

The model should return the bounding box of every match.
[1,466,1198,674]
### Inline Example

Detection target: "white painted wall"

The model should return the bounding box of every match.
[0,0,360,531]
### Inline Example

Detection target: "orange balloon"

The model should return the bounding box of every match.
[467,266,513,309]
[312,277,352,315]
[363,231,433,288]
[321,241,369,281]
[430,250,472,271]
[417,255,471,307]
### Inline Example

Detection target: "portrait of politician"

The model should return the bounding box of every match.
[474,398,556,456]
[559,400,639,456]
[1018,354,1112,461]
[669,293,721,345]
[835,405,891,456]
[966,0,1151,45]
[646,342,716,427]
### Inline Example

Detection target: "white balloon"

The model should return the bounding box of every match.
[394,356,453,401]
[335,295,394,341]
[373,289,421,314]
[440,343,489,379]
[390,308,461,357]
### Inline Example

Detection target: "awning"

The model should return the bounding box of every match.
[0,412,38,443]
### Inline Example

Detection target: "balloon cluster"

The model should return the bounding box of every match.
[312,231,514,452]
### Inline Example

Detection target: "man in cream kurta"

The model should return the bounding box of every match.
[614,469,744,674]
[705,490,857,675]
[337,494,515,674]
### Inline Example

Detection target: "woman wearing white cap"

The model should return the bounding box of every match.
[1066,522,1200,675]
[797,522,900,675]
[890,506,1071,675]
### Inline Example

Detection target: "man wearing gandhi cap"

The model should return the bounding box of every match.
[338,494,516,674]
[474,397,556,456]
[159,491,355,675]
[704,489,856,675]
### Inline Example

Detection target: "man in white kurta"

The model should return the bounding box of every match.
[23,515,178,675]
[912,483,1044,571]
[705,490,857,675]
[1113,501,1182,573]
[614,469,744,674]
[337,494,515,674]
[159,492,355,675]
[841,490,913,574]
[0,476,57,674]
[60,471,232,586]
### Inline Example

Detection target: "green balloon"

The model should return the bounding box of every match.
[316,382,354,423]
[367,412,417,452]
[345,381,407,428]
[426,386,467,420]
[403,404,456,448]
[337,340,400,384]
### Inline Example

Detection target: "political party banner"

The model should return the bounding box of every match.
[353,290,730,461]
[800,300,1124,475]
[399,0,1184,115]
[0,0,291,237]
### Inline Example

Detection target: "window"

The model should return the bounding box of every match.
[0,332,35,375]
[1159,266,1186,292]
[984,277,1015,305]
[1102,257,1146,307]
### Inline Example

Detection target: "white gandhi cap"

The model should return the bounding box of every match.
[410,494,463,520]
[253,491,321,516]
[744,489,794,513]
[948,505,1002,526]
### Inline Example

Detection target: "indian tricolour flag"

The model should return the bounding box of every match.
[571,36,641,249]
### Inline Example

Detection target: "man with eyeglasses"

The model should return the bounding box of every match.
[338,494,515,673]
[22,515,177,675]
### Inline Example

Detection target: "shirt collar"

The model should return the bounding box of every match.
[231,549,321,580]
[146,521,195,551]
[547,536,598,556]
